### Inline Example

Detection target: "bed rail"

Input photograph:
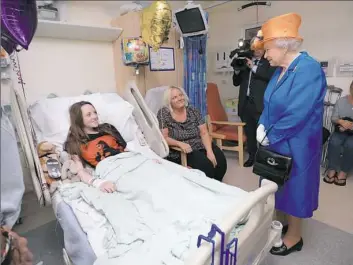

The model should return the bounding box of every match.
[10,87,51,206]
[185,179,279,265]
[123,81,169,158]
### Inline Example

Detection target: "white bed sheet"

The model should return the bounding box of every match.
[58,151,250,265]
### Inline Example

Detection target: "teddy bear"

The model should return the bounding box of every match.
[60,151,94,184]
[60,151,81,183]
[37,141,62,193]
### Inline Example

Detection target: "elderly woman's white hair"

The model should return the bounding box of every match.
[273,38,303,52]
[163,86,189,112]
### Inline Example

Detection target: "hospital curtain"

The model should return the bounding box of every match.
[182,13,208,118]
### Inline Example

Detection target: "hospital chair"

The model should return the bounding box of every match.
[206,83,246,167]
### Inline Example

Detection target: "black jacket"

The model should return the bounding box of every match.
[233,57,277,118]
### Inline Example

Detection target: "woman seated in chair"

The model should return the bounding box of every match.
[157,86,227,182]
[324,80,353,186]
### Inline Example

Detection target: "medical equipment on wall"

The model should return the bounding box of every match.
[36,1,59,21]
[173,1,209,37]
[336,60,353,77]
[121,37,150,75]
[141,1,172,51]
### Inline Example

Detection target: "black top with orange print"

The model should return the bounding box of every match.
[80,124,127,167]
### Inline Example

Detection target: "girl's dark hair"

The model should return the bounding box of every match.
[64,101,119,158]
[350,80,353,95]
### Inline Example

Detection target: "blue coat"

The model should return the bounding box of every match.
[259,52,327,218]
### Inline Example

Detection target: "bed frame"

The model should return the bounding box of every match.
[10,82,281,265]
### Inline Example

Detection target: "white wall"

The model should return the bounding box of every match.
[1,1,117,105]
[207,1,353,102]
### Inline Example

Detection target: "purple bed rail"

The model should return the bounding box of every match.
[197,224,238,265]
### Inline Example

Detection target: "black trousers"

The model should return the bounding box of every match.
[327,132,353,173]
[241,97,261,157]
[168,144,227,182]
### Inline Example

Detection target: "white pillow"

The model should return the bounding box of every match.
[29,93,138,148]
[144,86,169,115]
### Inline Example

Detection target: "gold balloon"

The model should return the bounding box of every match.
[141,1,172,51]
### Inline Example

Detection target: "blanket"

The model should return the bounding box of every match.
[59,152,249,265]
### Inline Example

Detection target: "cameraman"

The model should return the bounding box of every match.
[233,38,277,167]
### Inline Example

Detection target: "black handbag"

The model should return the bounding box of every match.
[252,128,293,186]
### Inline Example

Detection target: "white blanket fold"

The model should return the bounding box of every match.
[59,152,249,265]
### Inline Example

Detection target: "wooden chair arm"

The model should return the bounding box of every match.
[209,132,226,139]
[171,146,183,152]
[170,146,188,167]
[210,121,245,126]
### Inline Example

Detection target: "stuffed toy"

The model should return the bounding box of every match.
[60,151,93,183]
[37,141,62,193]
[60,151,80,183]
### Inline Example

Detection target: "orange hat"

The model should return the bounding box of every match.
[252,13,303,49]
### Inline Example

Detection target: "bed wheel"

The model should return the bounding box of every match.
[63,248,73,265]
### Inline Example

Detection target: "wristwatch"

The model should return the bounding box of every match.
[0,226,13,265]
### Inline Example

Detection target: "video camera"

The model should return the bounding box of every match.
[229,39,254,71]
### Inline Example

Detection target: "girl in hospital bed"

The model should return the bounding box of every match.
[64,101,127,193]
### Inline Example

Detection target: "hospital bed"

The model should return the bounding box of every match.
[10,81,282,265]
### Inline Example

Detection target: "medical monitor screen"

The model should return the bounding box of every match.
[175,7,206,34]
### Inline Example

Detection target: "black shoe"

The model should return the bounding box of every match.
[244,157,255,167]
[270,238,303,256]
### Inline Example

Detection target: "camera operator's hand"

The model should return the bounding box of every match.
[245,58,254,69]
[1,226,33,265]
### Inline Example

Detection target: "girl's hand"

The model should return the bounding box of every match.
[92,179,117,193]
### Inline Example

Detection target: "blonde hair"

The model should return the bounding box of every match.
[163,86,189,112]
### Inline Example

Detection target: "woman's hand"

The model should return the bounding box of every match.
[339,120,353,130]
[92,179,117,193]
[256,124,270,146]
[207,151,217,167]
[177,142,192,153]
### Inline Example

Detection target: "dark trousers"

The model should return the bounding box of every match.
[241,98,261,157]
[327,132,353,173]
[168,144,227,182]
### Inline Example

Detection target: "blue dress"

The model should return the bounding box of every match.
[259,52,327,218]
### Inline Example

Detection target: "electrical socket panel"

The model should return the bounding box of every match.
[336,59,353,77]
[215,49,233,72]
